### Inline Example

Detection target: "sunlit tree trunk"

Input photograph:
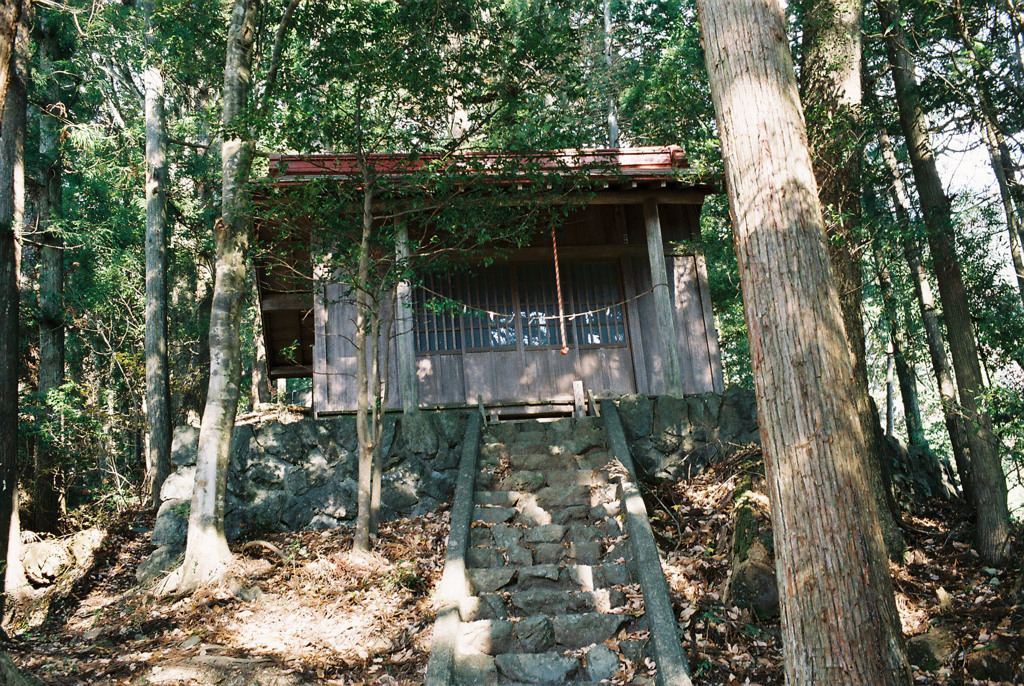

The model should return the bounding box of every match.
[353,161,376,553]
[874,122,971,495]
[879,0,1009,565]
[799,0,904,557]
[0,0,27,625]
[694,0,911,682]
[174,0,259,592]
[251,298,271,405]
[35,18,65,535]
[144,0,172,508]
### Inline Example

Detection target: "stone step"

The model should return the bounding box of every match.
[459,588,627,620]
[477,469,610,493]
[467,563,632,594]
[456,612,631,656]
[469,521,622,550]
[468,538,614,568]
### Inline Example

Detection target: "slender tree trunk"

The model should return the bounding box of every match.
[251,285,271,405]
[879,0,1009,564]
[172,0,259,592]
[0,0,26,626]
[800,0,904,557]
[693,1,910,682]
[875,122,971,493]
[34,20,65,535]
[144,0,172,508]
[603,0,619,147]
[951,5,1024,306]
[875,242,927,447]
[354,162,375,553]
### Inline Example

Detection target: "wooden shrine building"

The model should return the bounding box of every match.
[255,146,724,416]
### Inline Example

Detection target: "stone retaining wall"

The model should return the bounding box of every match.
[614,388,762,482]
[150,410,469,555]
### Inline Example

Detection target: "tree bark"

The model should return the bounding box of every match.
[799,0,904,557]
[874,121,971,494]
[144,0,172,508]
[251,306,271,405]
[0,0,26,624]
[353,163,375,553]
[878,0,1009,564]
[35,18,64,535]
[173,0,259,592]
[874,241,927,447]
[0,0,22,129]
[694,1,910,682]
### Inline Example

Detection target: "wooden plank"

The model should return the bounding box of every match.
[262,293,313,311]
[632,256,663,394]
[672,255,700,393]
[644,199,683,395]
[620,255,648,394]
[696,252,726,392]
[573,380,586,418]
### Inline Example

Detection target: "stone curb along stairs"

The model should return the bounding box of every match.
[425,405,693,686]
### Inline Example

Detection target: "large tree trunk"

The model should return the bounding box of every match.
[878,0,1010,564]
[693,1,910,683]
[0,0,26,626]
[144,0,172,508]
[34,19,64,535]
[0,1,22,123]
[172,0,259,593]
[799,0,904,557]
[874,121,971,494]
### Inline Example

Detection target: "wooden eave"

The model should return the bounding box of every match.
[254,146,722,380]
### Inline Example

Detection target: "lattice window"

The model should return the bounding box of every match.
[414,272,462,352]
[462,265,517,349]
[517,263,575,348]
[570,262,626,346]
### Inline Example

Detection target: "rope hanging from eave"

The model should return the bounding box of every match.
[551,224,569,355]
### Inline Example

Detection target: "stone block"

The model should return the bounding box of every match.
[494,652,578,683]
[514,616,554,652]
[584,644,620,681]
[152,499,189,547]
[170,426,199,466]
[616,394,653,439]
[160,466,195,502]
[553,613,629,648]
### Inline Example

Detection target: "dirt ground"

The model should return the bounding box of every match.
[5,454,1023,685]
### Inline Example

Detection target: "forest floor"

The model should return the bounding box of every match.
[4,453,1023,685]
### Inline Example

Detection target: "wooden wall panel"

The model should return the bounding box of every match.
[416,353,466,405]
[313,277,328,413]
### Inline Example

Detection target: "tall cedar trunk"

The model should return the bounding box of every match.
[0,0,21,120]
[694,1,910,682]
[353,163,375,553]
[874,241,927,447]
[799,0,904,557]
[144,0,172,508]
[174,0,258,591]
[878,0,1010,564]
[34,20,64,534]
[0,0,25,622]
[875,122,972,493]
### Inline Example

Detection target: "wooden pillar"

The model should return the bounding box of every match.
[644,199,683,395]
[396,221,418,413]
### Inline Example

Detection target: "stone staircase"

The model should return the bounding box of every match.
[445,416,656,685]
